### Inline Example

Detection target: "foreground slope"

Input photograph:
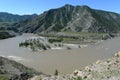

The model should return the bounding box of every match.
[15,4,120,33]
[0,56,45,80]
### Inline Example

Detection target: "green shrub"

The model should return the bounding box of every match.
[48,37,63,43]
[54,69,58,76]
[76,77,82,80]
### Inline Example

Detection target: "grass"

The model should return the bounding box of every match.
[38,32,112,44]
[62,31,108,35]
[0,75,9,80]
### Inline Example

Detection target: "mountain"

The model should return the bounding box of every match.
[0,12,37,28]
[0,12,37,29]
[0,12,37,22]
[14,4,120,33]
[0,56,45,80]
[0,12,37,39]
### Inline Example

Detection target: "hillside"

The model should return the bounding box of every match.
[14,4,120,33]
[0,56,45,80]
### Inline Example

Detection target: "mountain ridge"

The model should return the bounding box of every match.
[0,4,120,34]
[13,4,120,33]
[0,12,37,22]
[0,12,38,39]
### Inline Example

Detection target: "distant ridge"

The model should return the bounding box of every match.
[0,12,37,39]
[0,12,37,22]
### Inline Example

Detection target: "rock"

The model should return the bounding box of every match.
[84,66,90,71]
[114,51,120,57]
[73,69,85,78]
[95,60,101,64]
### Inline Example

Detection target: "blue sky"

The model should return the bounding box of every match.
[0,0,120,15]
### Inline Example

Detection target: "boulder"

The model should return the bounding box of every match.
[114,51,120,57]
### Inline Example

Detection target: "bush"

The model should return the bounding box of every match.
[54,69,58,76]
[76,77,82,80]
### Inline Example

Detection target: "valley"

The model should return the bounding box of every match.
[0,4,120,80]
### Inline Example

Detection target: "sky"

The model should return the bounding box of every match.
[0,0,120,15]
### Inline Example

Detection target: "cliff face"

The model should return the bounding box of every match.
[14,4,120,33]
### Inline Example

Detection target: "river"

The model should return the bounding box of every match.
[0,34,120,75]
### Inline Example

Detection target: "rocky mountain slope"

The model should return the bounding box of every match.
[14,4,120,33]
[0,56,45,80]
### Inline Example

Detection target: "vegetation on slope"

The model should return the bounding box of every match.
[19,38,51,51]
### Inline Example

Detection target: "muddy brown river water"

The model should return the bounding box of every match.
[0,34,120,75]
